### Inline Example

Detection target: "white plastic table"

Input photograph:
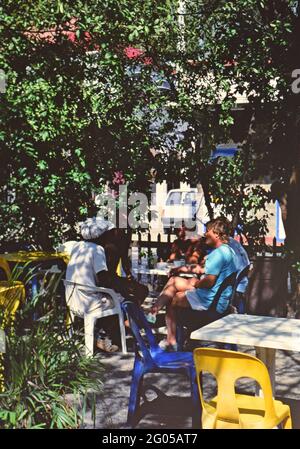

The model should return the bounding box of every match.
[133,266,197,277]
[133,267,169,276]
[190,314,300,395]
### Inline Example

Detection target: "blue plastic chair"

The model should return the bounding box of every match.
[221,266,250,351]
[219,266,251,351]
[232,264,250,314]
[122,300,200,428]
[176,271,237,351]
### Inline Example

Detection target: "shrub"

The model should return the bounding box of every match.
[0,271,104,429]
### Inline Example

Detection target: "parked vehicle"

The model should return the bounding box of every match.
[161,188,203,233]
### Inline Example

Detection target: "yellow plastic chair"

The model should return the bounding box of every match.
[0,279,25,392]
[0,257,11,280]
[193,348,292,429]
[0,281,26,326]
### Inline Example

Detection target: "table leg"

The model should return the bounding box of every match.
[255,347,276,397]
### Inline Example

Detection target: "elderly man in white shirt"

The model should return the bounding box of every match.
[65,218,119,352]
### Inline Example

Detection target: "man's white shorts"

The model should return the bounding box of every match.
[185,288,207,311]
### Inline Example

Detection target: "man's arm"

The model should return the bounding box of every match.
[194,274,217,289]
[169,264,205,277]
[96,270,114,289]
[190,264,205,275]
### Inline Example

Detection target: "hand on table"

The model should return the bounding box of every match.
[168,267,181,277]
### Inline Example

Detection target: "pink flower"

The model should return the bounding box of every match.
[124,47,144,59]
[112,171,125,186]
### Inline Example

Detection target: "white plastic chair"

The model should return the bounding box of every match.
[63,280,127,356]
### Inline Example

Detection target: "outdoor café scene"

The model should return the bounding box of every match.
[1,0,300,431]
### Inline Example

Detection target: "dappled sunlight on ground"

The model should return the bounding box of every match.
[83,342,300,429]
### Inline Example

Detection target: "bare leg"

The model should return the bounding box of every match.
[166,291,191,345]
[152,276,197,313]
[152,276,179,312]
[165,303,178,345]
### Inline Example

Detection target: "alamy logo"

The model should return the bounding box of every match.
[94,184,203,232]
[291,69,300,93]
[0,70,6,93]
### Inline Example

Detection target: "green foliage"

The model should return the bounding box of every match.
[209,153,271,244]
[180,0,300,249]
[0,271,103,429]
[0,0,175,248]
[0,325,103,428]
[294,261,300,273]
[1,0,299,251]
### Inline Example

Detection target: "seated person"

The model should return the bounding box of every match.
[57,240,79,255]
[214,217,250,313]
[168,237,208,279]
[65,217,119,352]
[185,236,208,264]
[65,217,147,352]
[97,226,148,306]
[168,225,191,262]
[149,217,237,351]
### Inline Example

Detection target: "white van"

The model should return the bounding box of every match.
[161,188,203,233]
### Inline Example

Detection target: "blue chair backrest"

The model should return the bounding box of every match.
[122,301,160,366]
[208,271,237,313]
[234,264,250,292]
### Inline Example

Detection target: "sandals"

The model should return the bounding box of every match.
[158,339,178,352]
[96,336,119,352]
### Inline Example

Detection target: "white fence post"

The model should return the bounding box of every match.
[0,329,5,353]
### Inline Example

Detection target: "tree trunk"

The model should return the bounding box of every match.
[279,158,300,311]
[200,176,214,221]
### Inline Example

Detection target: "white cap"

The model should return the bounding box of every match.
[79,217,115,240]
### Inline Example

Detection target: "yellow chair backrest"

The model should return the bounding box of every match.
[193,348,276,427]
[0,281,25,392]
[0,281,26,325]
[0,258,11,280]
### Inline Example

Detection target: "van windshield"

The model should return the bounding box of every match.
[183,192,196,204]
[166,192,182,205]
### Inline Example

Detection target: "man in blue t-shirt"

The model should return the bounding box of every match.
[150,217,237,351]
[186,239,237,314]
[184,219,237,314]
